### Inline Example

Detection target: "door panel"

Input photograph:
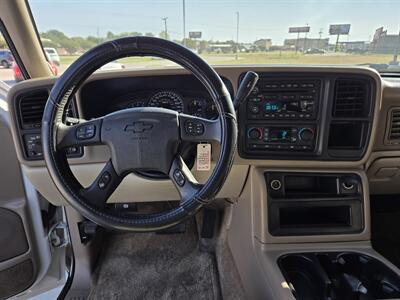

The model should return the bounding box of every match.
[0,87,52,299]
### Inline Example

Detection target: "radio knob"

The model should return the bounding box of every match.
[299,128,314,141]
[248,127,262,140]
[249,104,260,114]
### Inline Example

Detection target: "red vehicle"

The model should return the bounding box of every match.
[13,58,59,82]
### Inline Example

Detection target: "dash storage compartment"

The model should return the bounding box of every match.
[266,172,364,236]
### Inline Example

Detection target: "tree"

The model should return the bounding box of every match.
[159,30,169,40]
[62,39,79,54]
[0,34,7,49]
[145,32,155,37]
[41,39,58,48]
[71,37,96,50]
[87,35,103,45]
[183,38,197,49]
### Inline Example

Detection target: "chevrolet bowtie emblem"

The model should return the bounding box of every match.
[124,122,153,133]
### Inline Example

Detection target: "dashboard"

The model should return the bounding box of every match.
[7,65,397,205]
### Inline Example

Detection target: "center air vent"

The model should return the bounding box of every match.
[19,90,49,129]
[388,109,400,142]
[333,79,369,118]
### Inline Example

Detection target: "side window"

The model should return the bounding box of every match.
[0,31,24,85]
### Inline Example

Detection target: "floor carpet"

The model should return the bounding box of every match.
[89,220,221,300]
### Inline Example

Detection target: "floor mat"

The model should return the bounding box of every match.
[89,220,221,300]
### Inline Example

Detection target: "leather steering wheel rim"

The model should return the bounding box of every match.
[42,36,237,232]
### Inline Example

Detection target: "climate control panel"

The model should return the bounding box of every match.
[245,125,316,152]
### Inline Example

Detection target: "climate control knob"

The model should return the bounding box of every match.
[248,127,263,140]
[299,128,314,141]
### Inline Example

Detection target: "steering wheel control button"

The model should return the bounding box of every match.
[76,124,96,140]
[185,121,205,136]
[173,169,186,186]
[270,179,282,191]
[98,172,111,189]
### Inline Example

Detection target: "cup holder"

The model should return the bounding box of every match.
[278,252,400,300]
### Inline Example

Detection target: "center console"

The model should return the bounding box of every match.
[279,252,400,300]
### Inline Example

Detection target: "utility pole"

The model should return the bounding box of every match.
[318,28,323,49]
[304,23,309,52]
[96,27,100,44]
[183,0,186,46]
[235,12,239,60]
[162,17,168,40]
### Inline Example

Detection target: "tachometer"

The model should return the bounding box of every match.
[148,91,184,113]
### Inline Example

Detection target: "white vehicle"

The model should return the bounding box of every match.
[99,61,125,71]
[44,47,60,66]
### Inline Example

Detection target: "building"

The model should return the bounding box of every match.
[372,35,400,54]
[284,38,329,50]
[370,27,400,54]
[254,39,272,51]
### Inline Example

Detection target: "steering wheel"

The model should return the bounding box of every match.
[42,37,237,231]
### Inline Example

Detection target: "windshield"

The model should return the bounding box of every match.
[28,0,400,74]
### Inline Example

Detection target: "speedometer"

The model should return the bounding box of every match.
[148,91,184,113]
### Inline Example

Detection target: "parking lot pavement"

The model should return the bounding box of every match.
[0,68,15,86]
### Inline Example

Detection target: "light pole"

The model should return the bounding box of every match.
[183,0,186,46]
[236,12,239,60]
[304,23,309,52]
[162,17,168,40]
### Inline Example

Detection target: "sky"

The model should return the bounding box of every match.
[29,0,400,45]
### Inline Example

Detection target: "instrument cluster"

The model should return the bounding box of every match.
[109,90,218,119]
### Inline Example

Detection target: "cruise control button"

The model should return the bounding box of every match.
[98,172,111,189]
[76,123,96,140]
[185,121,205,136]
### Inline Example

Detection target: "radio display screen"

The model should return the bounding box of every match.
[265,102,282,112]
[265,101,303,113]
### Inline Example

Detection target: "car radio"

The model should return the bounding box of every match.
[246,125,316,151]
[247,79,320,120]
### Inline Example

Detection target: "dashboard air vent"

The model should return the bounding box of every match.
[389,109,400,141]
[333,79,368,118]
[19,90,49,128]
